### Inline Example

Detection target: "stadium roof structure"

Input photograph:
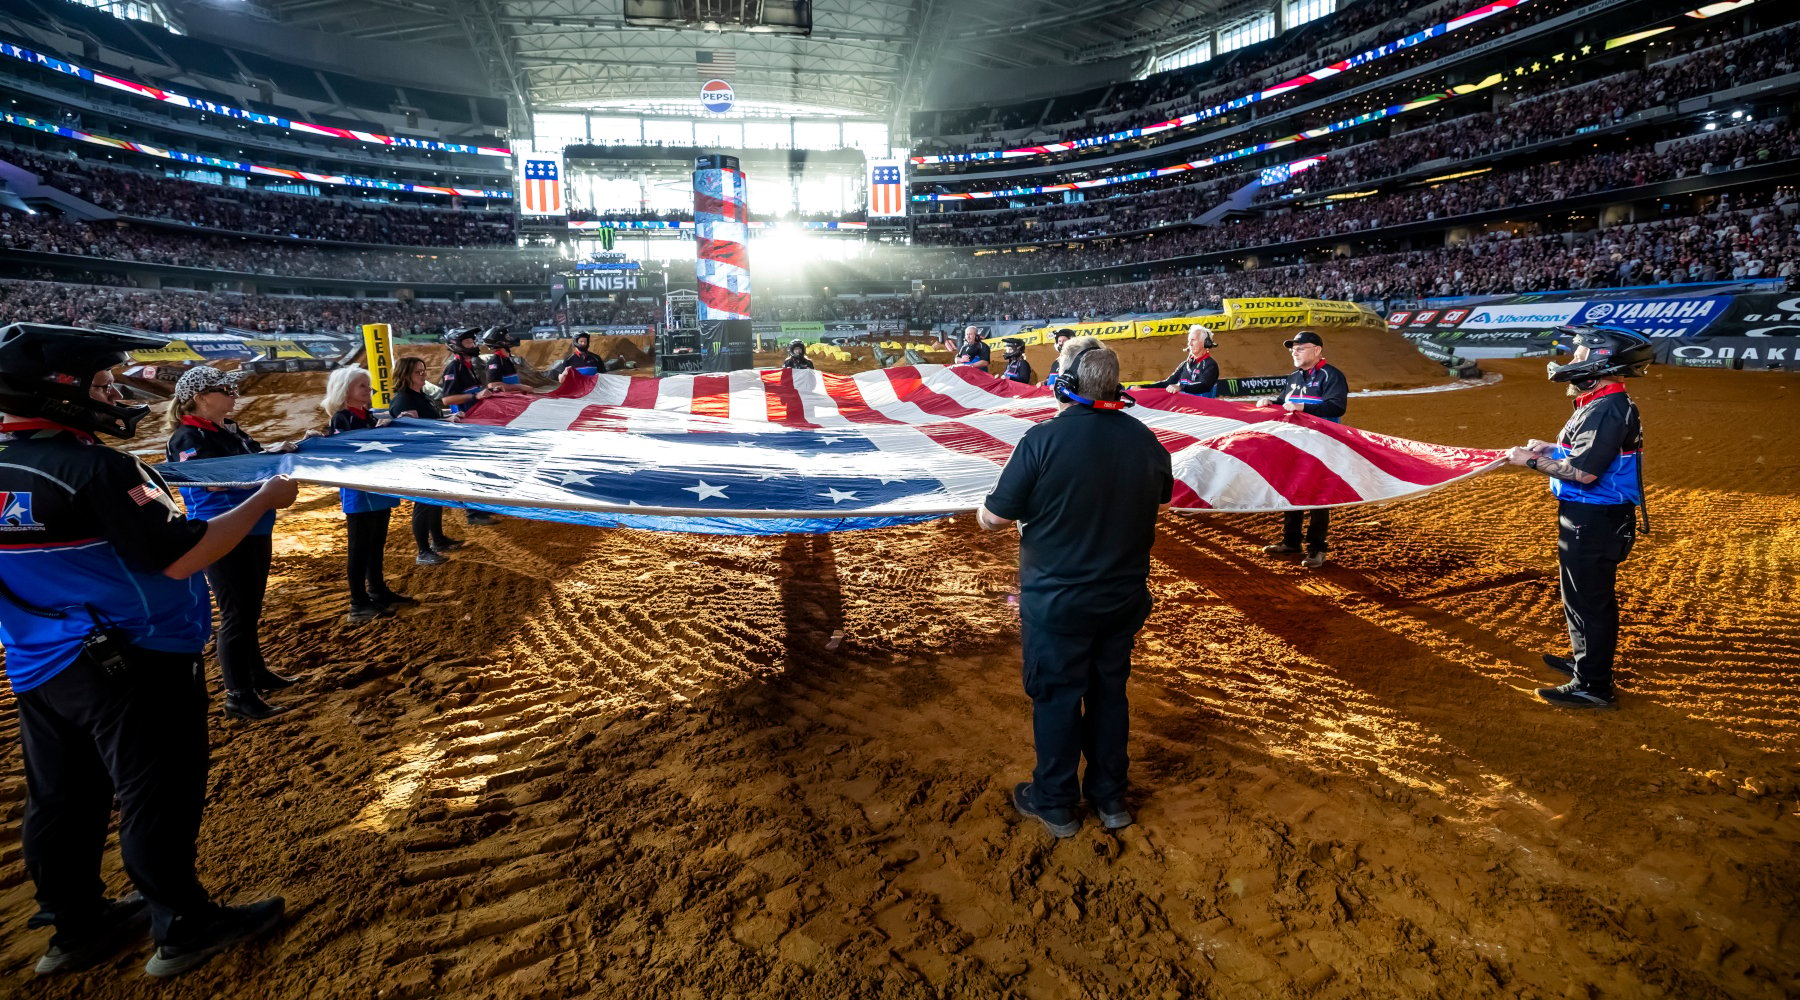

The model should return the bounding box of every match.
[228,0,1236,132]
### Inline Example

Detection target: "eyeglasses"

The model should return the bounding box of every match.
[202,387,239,398]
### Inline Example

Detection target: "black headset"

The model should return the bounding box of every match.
[1052,346,1135,410]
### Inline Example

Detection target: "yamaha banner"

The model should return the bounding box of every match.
[1389,294,1732,339]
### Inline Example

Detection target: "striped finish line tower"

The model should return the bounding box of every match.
[693,155,753,371]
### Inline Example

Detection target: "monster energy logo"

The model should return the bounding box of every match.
[597,227,615,250]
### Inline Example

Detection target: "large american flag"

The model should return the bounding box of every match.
[520,154,563,215]
[868,161,906,217]
[159,365,1503,536]
[695,50,736,77]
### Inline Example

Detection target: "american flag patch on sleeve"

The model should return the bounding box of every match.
[128,482,163,506]
[179,448,198,461]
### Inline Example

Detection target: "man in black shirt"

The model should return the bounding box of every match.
[979,337,1173,837]
[439,327,489,412]
[546,332,605,380]
[954,326,990,371]
[999,338,1033,383]
[438,328,499,525]
[1257,331,1349,569]
[1145,325,1220,397]
[782,340,815,370]
[1504,326,1654,708]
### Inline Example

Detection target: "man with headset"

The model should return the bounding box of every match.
[1257,331,1348,568]
[978,336,1173,837]
[0,323,296,977]
[1144,324,1221,397]
[1505,326,1655,709]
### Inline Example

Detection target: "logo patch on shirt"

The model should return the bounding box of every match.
[127,482,164,506]
[0,491,44,530]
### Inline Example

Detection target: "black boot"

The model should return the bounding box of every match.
[223,691,292,722]
[256,669,300,692]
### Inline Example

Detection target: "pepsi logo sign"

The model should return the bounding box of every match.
[700,79,734,114]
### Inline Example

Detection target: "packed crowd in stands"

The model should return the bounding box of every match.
[911,0,1579,166]
[1260,25,1798,200]
[902,120,1800,276]
[4,192,1790,335]
[912,179,1235,246]
[0,280,657,337]
[919,0,1485,142]
[912,24,1795,228]
[0,212,560,284]
[0,147,516,247]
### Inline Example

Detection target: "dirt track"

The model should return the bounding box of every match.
[1,359,1797,999]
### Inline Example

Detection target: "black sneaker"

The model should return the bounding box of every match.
[1536,681,1617,709]
[144,898,284,978]
[1262,542,1302,556]
[35,894,148,974]
[465,512,499,526]
[347,602,395,622]
[1012,782,1080,838]
[372,590,419,608]
[1541,653,1575,677]
[1090,800,1133,831]
[432,538,467,552]
[414,550,449,566]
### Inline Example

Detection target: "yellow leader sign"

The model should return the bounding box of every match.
[361,323,395,411]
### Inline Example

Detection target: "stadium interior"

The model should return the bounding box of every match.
[0,0,1796,995]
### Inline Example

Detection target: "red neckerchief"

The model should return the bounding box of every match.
[1573,382,1627,408]
[179,415,220,431]
[348,406,369,419]
[0,418,95,443]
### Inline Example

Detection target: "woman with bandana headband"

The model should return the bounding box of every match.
[165,366,303,721]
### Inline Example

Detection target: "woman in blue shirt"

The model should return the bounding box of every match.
[322,366,416,621]
[165,365,300,721]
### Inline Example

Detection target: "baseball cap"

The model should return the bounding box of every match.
[1284,331,1324,348]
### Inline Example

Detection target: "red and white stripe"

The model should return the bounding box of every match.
[464,365,1502,513]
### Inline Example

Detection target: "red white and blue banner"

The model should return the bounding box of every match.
[519,152,565,216]
[159,365,1503,536]
[868,160,906,217]
[910,0,1535,166]
[0,41,511,157]
[695,161,752,321]
[0,112,510,198]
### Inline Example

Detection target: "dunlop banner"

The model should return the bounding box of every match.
[128,341,205,364]
[361,323,395,411]
[1223,298,1381,328]
[992,321,1132,351]
[1133,316,1232,339]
